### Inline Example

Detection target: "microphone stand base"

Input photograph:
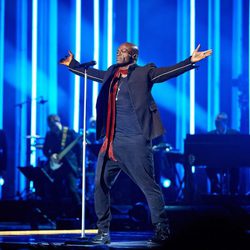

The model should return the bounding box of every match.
[64,236,90,245]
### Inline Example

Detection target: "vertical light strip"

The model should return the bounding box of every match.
[30,0,38,166]
[0,0,5,129]
[232,1,242,80]
[37,0,46,144]
[249,1,250,133]
[127,0,139,45]
[127,0,131,42]
[207,0,220,131]
[19,0,28,192]
[214,0,220,123]
[176,0,189,151]
[49,0,58,114]
[92,0,99,118]
[133,0,139,45]
[232,0,242,130]
[189,0,195,134]
[15,0,23,196]
[207,0,212,130]
[73,0,81,132]
[107,0,113,66]
[176,0,190,196]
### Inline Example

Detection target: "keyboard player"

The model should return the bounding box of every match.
[206,112,240,195]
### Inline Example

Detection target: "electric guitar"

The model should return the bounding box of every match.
[50,135,82,171]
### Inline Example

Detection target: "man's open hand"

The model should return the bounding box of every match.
[59,50,74,66]
[191,44,212,63]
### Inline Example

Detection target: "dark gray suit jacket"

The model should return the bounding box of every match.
[68,57,196,140]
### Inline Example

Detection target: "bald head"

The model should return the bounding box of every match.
[116,42,139,65]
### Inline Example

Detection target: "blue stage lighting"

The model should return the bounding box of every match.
[249,2,250,133]
[73,0,82,132]
[0,0,4,129]
[189,0,196,135]
[207,0,220,131]
[192,166,196,174]
[31,0,38,168]
[48,0,58,114]
[93,0,100,118]
[127,0,139,45]
[161,177,171,188]
[107,0,113,66]
[0,177,4,186]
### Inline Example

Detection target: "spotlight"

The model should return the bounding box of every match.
[191,166,196,174]
[0,177,4,186]
[160,177,171,188]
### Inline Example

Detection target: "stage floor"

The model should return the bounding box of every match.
[0,228,250,250]
[1,198,250,249]
[0,230,155,250]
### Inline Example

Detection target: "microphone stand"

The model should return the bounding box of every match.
[65,61,96,245]
[80,65,88,240]
[15,100,29,199]
[79,62,96,240]
[15,97,47,200]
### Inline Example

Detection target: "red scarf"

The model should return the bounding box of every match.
[100,68,128,161]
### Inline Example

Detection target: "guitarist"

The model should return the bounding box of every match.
[42,114,82,218]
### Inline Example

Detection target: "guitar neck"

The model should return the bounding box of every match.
[58,136,82,160]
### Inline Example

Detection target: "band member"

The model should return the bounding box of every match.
[43,114,82,218]
[60,42,212,245]
[206,112,240,194]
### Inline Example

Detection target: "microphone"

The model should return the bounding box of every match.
[76,60,96,68]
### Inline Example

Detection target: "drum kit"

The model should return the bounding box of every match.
[26,134,44,150]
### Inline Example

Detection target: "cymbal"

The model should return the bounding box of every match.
[152,143,172,152]
[26,135,43,139]
[30,143,44,149]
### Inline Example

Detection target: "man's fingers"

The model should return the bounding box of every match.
[195,44,200,52]
[59,57,67,64]
[204,49,212,53]
[202,49,213,56]
[68,50,73,56]
[206,49,213,55]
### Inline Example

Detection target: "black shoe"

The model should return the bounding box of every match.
[91,230,111,244]
[147,223,171,245]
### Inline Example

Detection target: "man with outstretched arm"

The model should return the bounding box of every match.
[60,42,212,245]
